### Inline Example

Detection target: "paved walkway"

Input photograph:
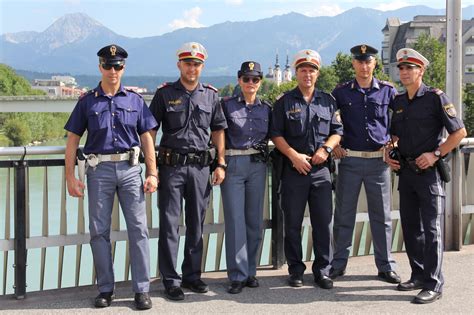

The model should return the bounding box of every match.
[1,245,473,314]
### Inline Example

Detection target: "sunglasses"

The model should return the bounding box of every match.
[242,76,261,84]
[101,64,124,71]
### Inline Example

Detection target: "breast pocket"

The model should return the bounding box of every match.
[87,108,109,131]
[390,113,404,136]
[165,104,187,131]
[195,103,212,129]
[316,111,331,136]
[116,104,139,127]
[286,112,305,137]
[370,99,388,118]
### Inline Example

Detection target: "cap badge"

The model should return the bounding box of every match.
[305,50,311,55]
[403,50,408,59]
[249,62,254,70]
[361,45,367,54]
[110,45,117,56]
[192,44,197,49]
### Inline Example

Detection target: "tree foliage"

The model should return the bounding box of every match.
[464,84,474,137]
[413,33,446,90]
[0,64,45,96]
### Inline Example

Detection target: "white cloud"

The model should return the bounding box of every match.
[375,1,411,11]
[169,7,205,31]
[304,5,344,17]
[225,0,244,5]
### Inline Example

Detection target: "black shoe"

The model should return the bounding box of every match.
[181,279,209,293]
[227,281,245,294]
[329,267,346,280]
[134,292,152,310]
[165,286,185,301]
[378,271,401,284]
[246,276,259,288]
[288,274,303,287]
[314,275,333,289]
[412,289,442,304]
[397,279,424,291]
[94,292,114,308]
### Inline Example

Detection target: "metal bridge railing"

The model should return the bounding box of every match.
[1,140,473,298]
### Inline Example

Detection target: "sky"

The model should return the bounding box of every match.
[0,0,471,38]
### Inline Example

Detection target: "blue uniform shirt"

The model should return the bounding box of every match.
[332,78,397,151]
[149,80,227,153]
[390,83,465,158]
[64,83,158,155]
[269,87,343,154]
[222,93,272,150]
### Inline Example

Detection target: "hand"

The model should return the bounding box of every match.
[212,167,226,185]
[311,147,329,165]
[415,152,438,170]
[332,145,347,160]
[290,153,312,175]
[143,175,158,193]
[66,176,85,198]
[384,149,400,171]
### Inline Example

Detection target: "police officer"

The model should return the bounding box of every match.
[386,48,466,303]
[330,44,400,283]
[270,49,343,289]
[149,42,227,301]
[64,44,157,310]
[220,61,272,294]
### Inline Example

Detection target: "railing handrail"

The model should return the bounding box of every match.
[1,138,474,157]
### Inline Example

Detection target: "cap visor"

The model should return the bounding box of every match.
[397,62,420,68]
[180,58,204,64]
[240,70,262,77]
[353,55,375,61]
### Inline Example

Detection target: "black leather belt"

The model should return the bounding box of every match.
[157,148,213,167]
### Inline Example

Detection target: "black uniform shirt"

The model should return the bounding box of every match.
[269,87,343,154]
[149,80,227,153]
[390,83,464,158]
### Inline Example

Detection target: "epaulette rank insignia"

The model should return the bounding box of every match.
[204,84,218,92]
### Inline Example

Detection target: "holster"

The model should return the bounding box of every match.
[251,143,270,163]
[76,148,86,185]
[129,146,140,166]
[270,149,284,194]
[436,158,451,183]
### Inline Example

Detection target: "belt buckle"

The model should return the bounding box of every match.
[87,154,98,167]
[361,152,370,158]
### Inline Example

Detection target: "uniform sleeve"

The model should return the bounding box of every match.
[210,93,228,131]
[64,98,87,136]
[388,86,397,111]
[438,93,465,134]
[148,89,165,130]
[328,97,343,136]
[269,97,285,138]
[137,98,158,135]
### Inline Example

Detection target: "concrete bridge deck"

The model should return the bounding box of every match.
[1,245,473,314]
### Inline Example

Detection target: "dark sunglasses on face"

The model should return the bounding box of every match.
[101,63,124,71]
[242,76,261,84]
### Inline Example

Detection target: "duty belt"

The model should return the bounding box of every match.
[225,148,260,156]
[87,152,130,167]
[346,149,384,159]
[157,148,213,167]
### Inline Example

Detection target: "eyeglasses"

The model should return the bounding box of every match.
[242,76,261,84]
[101,64,124,71]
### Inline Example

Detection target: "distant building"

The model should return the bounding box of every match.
[124,86,148,94]
[32,76,83,97]
[381,16,474,84]
[265,52,292,86]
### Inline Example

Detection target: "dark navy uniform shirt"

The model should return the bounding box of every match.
[390,83,465,158]
[64,83,158,155]
[222,93,272,150]
[332,78,396,151]
[269,87,343,154]
[149,80,227,153]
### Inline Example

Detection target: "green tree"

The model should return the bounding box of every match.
[219,83,235,97]
[317,66,339,93]
[262,80,298,104]
[464,84,474,137]
[0,64,45,96]
[413,33,446,89]
[331,53,354,84]
[4,119,32,146]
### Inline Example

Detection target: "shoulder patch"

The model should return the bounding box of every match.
[203,83,218,92]
[443,103,457,117]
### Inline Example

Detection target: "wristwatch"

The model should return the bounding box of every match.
[322,145,333,154]
[434,149,441,158]
[216,163,227,170]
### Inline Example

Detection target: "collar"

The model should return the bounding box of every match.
[173,79,203,93]
[415,82,428,98]
[95,83,126,98]
[237,92,262,106]
[351,78,380,91]
[290,86,321,101]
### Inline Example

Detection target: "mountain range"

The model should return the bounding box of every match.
[1,7,473,76]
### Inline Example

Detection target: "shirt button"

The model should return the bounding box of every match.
[249,119,252,121]
[366,139,369,141]
[113,125,116,128]
[114,138,117,141]
[112,113,115,116]
[250,128,253,131]
[364,106,367,108]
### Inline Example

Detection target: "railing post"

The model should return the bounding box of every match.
[271,164,285,269]
[13,160,27,299]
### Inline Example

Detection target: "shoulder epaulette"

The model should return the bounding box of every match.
[275,92,285,101]
[430,87,444,96]
[157,82,173,90]
[79,89,95,100]
[319,90,336,101]
[125,89,144,98]
[220,95,234,105]
[262,99,273,108]
[379,80,395,87]
[335,80,352,89]
[203,83,218,92]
